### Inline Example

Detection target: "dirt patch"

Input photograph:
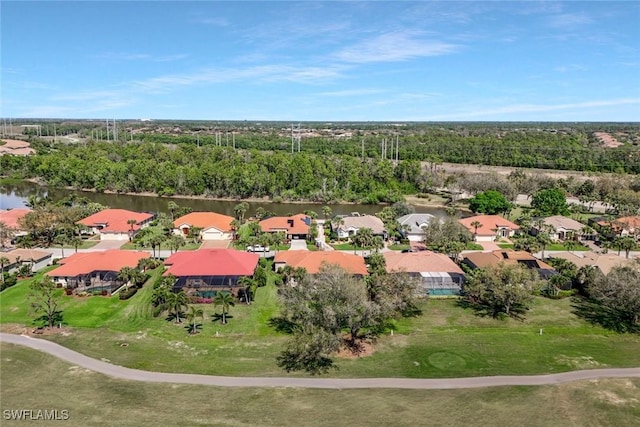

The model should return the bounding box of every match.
[335,338,375,359]
[26,326,74,337]
[597,390,639,405]
[594,132,623,148]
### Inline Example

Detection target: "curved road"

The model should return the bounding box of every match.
[2,333,639,390]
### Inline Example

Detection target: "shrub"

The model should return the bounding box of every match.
[119,287,138,300]
[193,297,212,304]
[1,273,18,291]
[64,288,73,296]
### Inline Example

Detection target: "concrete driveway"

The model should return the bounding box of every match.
[289,239,308,251]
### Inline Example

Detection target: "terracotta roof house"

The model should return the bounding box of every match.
[612,216,640,239]
[459,215,520,242]
[550,251,637,275]
[173,212,234,241]
[259,214,311,240]
[77,209,155,241]
[462,250,557,279]
[532,216,589,241]
[163,249,259,296]
[0,139,35,156]
[46,250,150,293]
[334,215,386,240]
[0,208,31,247]
[397,213,436,242]
[274,251,368,276]
[383,251,465,295]
[1,248,52,274]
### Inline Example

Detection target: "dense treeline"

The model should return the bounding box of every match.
[0,141,422,203]
[137,126,640,173]
[12,120,640,173]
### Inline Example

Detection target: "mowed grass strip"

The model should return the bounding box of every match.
[2,272,640,378]
[2,344,639,427]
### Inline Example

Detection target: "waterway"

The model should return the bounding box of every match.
[0,180,446,217]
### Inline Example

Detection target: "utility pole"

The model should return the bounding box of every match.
[297,123,301,152]
[106,119,109,141]
[232,132,235,149]
[291,123,294,154]
[53,124,56,143]
[361,138,364,160]
[396,135,399,162]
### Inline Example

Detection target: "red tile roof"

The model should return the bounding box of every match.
[46,250,150,277]
[459,215,519,236]
[274,251,368,275]
[0,208,32,229]
[173,212,234,232]
[163,249,259,277]
[383,251,464,274]
[78,209,154,234]
[259,214,310,235]
[463,250,554,270]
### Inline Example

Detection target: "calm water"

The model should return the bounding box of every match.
[0,181,445,217]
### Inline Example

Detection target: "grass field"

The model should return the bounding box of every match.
[2,269,639,379]
[1,344,639,427]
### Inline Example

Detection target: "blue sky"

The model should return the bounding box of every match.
[2,1,639,121]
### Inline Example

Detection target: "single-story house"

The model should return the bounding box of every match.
[606,216,640,240]
[459,215,520,242]
[0,208,31,246]
[531,215,590,241]
[396,213,436,242]
[173,212,235,241]
[259,214,311,240]
[383,251,465,295]
[46,249,150,293]
[333,214,386,240]
[549,251,637,275]
[77,209,155,241]
[462,250,557,279]
[163,249,259,296]
[1,248,52,274]
[274,251,368,276]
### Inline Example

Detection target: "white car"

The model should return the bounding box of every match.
[246,245,269,252]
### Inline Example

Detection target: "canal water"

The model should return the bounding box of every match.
[0,181,446,217]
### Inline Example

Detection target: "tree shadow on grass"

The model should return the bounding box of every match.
[267,316,296,334]
[456,298,528,321]
[571,297,638,334]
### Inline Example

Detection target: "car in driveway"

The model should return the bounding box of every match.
[246,245,270,252]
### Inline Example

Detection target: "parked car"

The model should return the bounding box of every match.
[246,245,269,252]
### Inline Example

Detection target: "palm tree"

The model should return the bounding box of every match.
[167,234,185,254]
[117,266,136,290]
[127,219,137,241]
[470,220,482,239]
[164,291,189,323]
[0,256,9,284]
[69,236,83,253]
[137,257,156,272]
[54,234,68,258]
[167,201,179,221]
[564,239,577,255]
[237,276,256,304]
[371,236,384,253]
[322,205,332,221]
[233,202,249,224]
[213,291,235,324]
[352,227,374,254]
[186,305,204,334]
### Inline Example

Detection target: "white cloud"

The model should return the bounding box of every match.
[428,98,640,120]
[547,12,593,28]
[334,31,460,63]
[93,52,188,62]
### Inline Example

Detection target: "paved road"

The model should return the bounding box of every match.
[2,333,639,389]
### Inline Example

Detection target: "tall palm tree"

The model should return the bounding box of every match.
[213,291,235,324]
[186,305,204,334]
[127,219,137,241]
[237,276,256,304]
[69,236,83,253]
[164,291,189,323]
[0,256,9,284]
[322,205,332,221]
[117,266,136,290]
[470,220,482,239]
[233,202,249,224]
[564,239,577,255]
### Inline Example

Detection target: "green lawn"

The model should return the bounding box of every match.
[497,243,514,249]
[388,244,411,251]
[3,271,639,379]
[3,344,639,427]
[547,243,590,251]
[120,241,201,250]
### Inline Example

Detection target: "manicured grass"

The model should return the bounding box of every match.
[547,243,589,251]
[388,244,410,251]
[497,243,514,249]
[2,344,640,427]
[60,239,99,250]
[466,242,484,250]
[3,273,640,379]
[306,243,319,251]
[330,242,378,250]
[120,241,201,250]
